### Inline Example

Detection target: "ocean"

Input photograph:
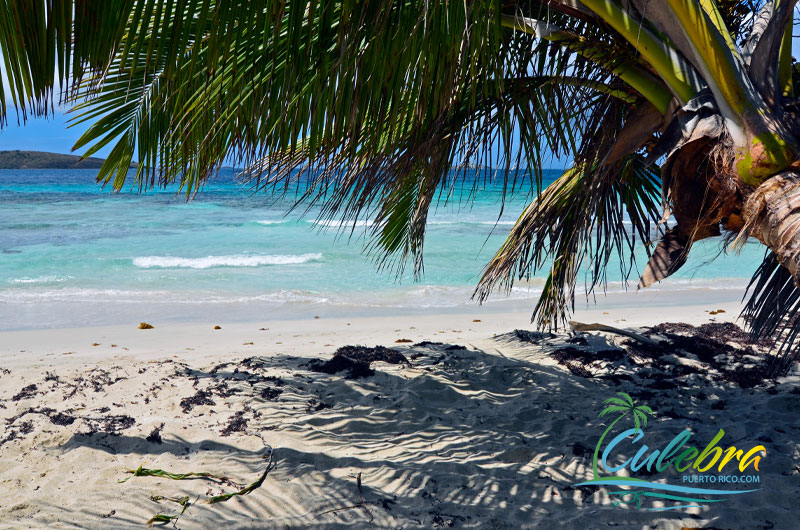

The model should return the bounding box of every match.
[0,168,763,330]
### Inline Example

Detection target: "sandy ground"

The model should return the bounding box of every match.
[1,297,799,529]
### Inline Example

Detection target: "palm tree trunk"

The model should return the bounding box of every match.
[743,171,800,284]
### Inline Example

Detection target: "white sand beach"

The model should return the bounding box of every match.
[1,295,798,529]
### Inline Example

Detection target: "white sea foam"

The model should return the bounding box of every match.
[9,275,72,284]
[256,220,287,225]
[0,288,171,303]
[0,276,750,321]
[306,218,515,228]
[427,220,516,226]
[132,253,323,269]
[309,219,375,228]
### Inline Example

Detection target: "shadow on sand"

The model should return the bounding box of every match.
[42,327,800,528]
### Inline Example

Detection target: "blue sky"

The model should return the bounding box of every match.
[0,110,112,157]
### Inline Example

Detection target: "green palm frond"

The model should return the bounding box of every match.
[599,405,629,418]
[617,392,634,407]
[360,74,622,276]
[0,0,133,124]
[602,396,629,407]
[41,2,658,267]
[475,145,661,328]
[633,411,645,433]
[599,392,641,418]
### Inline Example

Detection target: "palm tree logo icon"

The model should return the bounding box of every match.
[592,392,654,480]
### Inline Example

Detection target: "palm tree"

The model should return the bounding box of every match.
[1,1,799,367]
[592,392,653,480]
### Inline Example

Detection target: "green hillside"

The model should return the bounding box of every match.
[0,150,136,169]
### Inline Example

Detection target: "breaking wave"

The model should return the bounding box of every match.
[133,253,323,269]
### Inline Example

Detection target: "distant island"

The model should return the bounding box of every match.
[0,150,136,169]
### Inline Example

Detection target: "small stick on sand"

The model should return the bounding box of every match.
[316,471,373,523]
[569,321,661,347]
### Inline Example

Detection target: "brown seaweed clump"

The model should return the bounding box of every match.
[309,345,408,379]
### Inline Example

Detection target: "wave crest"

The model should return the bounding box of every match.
[9,275,72,284]
[133,253,323,269]
[310,219,375,228]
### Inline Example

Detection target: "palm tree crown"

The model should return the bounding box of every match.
[599,393,654,434]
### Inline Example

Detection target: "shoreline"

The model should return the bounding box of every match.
[0,293,745,366]
[0,275,750,332]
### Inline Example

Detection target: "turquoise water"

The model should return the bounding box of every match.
[0,169,763,330]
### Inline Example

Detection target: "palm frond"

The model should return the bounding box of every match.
[633,409,649,431]
[0,0,133,124]
[617,392,633,406]
[61,1,670,280]
[741,250,800,375]
[475,138,661,329]
[602,395,629,407]
[599,405,629,417]
[715,1,766,45]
